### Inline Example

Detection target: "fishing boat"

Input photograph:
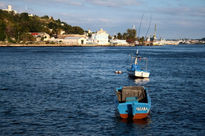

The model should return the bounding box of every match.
[116,86,151,119]
[127,50,150,78]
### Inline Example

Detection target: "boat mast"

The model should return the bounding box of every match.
[138,14,144,38]
[153,24,157,41]
[135,50,139,64]
[145,15,152,39]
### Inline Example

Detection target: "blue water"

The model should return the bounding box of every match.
[0,45,205,135]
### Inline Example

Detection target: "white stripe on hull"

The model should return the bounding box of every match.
[129,71,150,78]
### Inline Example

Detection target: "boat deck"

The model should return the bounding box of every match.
[116,86,147,103]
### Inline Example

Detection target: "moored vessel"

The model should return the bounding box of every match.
[127,50,150,78]
[116,86,151,119]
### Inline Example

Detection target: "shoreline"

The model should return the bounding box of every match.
[1,43,203,47]
[0,43,135,47]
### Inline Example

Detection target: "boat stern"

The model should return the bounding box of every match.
[134,71,150,78]
[117,98,151,119]
[116,86,151,120]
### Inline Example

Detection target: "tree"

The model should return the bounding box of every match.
[113,35,117,39]
[123,33,128,40]
[42,15,49,19]
[108,35,112,40]
[20,13,29,21]
[126,29,136,43]
[0,9,85,43]
[117,33,123,39]
[20,33,35,43]
[0,21,6,41]
[71,26,84,34]
[63,24,73,34]
[139,36,145,43]
[127,29,136,39]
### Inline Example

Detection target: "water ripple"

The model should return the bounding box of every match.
[0,45,205,135]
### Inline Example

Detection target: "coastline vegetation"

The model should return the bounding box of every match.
[0,9,204,46]
[114,29,137,44]
[0,9,84,43]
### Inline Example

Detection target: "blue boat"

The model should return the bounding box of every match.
[116,86,151,119]
[127,51,150,78]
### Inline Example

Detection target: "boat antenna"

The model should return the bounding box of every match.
[138,14,144,38]
[136,50,139,55]
[145,15,152,38]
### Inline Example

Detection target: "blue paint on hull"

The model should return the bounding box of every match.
[116,86,151,119]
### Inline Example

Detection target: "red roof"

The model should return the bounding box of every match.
[31,33,39,35]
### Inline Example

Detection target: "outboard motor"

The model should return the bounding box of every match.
[127,104,133,119]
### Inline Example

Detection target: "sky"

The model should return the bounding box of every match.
[0,0,205,39]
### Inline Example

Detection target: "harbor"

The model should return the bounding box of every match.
[0,0,205,135]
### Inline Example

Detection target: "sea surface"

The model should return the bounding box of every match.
[0,45,205,135]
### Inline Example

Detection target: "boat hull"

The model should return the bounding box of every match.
[117,102,151,120]
[128,70,150,78]
[120,113,149,119]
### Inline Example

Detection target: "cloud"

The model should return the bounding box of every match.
[60,12,116,24]
[4,0,84,7]
[52,0,83,6]
[155,7,205,17]
[0,2,5,8]
[85,0,140,7]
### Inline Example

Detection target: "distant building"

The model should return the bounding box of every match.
[31,32,50,41]
[58,34,86,39]
[110,39,128,46]
[50,35,86,45]
[90,28,109,45]
[88,29,92,34]
[28,14,33,17]
[3,5,17,14]
[63,37,86,45]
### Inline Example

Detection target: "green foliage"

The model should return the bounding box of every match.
[71,26,84,34]
[139,36,145,43]
[0,20,6,41]
[126,29,136,40]
[108,35,112,40]
[20,13,29,21]
[115,28,136,43]
[41,15,49,19]
[20,33,35,43]
[122,33,128,40]
[117,33,122,39]
[0,9,84,43]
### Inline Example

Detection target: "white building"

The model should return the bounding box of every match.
[91,28,109,45]
[50,36,86,45]
[110,39,128,46]
[63,37,86,45]
[3,5,17,14]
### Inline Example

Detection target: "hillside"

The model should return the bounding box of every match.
[0,10,84,43]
